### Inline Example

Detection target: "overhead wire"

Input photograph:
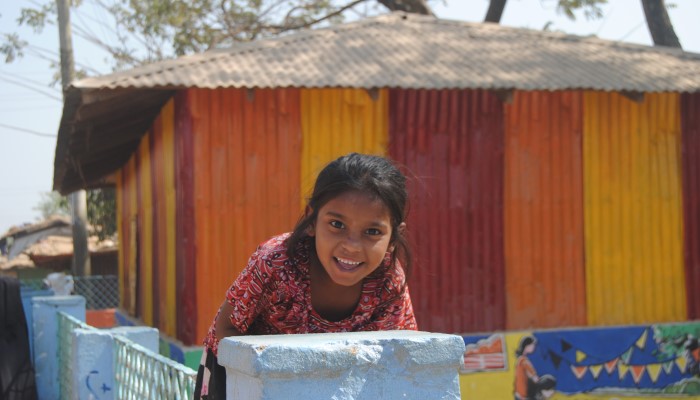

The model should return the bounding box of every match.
[0,122,56,138]
[0,76,62,101]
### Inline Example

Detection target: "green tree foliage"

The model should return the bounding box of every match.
[556,0,608,20]
[87,188,116,241]
[33,191,70,218]
[33,189,116,240]
[3,0,409,71]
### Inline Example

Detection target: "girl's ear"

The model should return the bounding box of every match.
[397,222,407,235]
[390,222,407,251]
[305,206,316,237]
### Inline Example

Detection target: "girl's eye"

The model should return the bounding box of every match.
[329,220,344,229]
[366,228,382,236]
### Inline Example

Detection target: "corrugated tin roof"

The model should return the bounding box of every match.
[54,12,700,194]
[74,12,700,92]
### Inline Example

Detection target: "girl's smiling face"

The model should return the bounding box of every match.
[309,190,400,288]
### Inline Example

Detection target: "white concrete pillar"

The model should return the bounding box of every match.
[32,295,85,400]
[218,330,465,400]
[71,326,159,400]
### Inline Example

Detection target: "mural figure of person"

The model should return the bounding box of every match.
[514,336,557,400]
[515,336,538,400]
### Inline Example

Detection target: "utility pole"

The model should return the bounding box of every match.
[57,0,91,277]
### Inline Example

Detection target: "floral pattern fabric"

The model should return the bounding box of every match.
[203,232,417,356]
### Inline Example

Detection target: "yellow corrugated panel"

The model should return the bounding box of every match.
[161,99,177,338]
[300,89,389,202]
[584,92,686,325]
[138,135,154,326]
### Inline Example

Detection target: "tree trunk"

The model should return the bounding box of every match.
[377,0,434,15]
[641,0,681,48]
[484,0,507,23]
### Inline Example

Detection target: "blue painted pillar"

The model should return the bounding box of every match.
[72,327,159,400]
[218,331,465,400]
[32,295,86,400]
[20,288,52,361]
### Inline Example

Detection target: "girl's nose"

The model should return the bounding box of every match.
[341,232,361,252]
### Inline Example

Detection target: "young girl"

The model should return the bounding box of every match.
[194,153,417,399]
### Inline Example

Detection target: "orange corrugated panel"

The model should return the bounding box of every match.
[584,92,686,326]
[300,89,388,202]
[504,91,586,330]
[150,110,165,332]
[388,89,506,334]
[681,93,700,319]
[190,88,302,343]
[137,134,154,325]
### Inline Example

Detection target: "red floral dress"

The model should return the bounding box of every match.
[203,232,417,356]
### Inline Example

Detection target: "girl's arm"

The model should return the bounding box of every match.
[370,286,418,330]
[214,299,244,340]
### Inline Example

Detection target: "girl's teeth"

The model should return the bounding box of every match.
[336,257,360,265]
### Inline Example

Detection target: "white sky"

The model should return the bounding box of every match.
[1,0,699,234]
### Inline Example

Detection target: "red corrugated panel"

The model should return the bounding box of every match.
[503,91,586,329]
[174,90,198,345]
[388,89,506,334]
[681,92,700,319]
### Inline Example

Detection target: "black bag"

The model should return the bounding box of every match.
[0,276,38,400]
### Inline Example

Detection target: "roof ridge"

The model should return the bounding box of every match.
[73,12,415,89]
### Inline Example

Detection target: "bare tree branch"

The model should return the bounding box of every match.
[271,0,370,33]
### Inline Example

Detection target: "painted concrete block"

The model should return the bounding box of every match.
[19,288,52,361]
[32,295,86,400]
[218,330,465,400]
[72,326,159,400]
[110,326,159,353]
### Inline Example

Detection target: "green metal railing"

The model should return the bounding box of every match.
[22,275,119,310]
[114,335,197,399]
[58,311,96,400]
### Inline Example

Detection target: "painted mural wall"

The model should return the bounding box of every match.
[114,88,700,346]
[459,321,700,400]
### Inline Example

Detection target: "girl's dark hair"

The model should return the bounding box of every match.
[286,153,412,277]
[515,336,536,357]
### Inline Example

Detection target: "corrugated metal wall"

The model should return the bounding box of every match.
[115,100,178,337]
[113,87,700,345]
[681,93,700,320]
[188,88,303,343]
[116,155,138,317]
[300,89,389,200]
[504,91,586,329]
[174,91,198,344]
[583,92,686,326]
[388,89,506,333]
[136,133,154,326]
[148,100,177,337]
